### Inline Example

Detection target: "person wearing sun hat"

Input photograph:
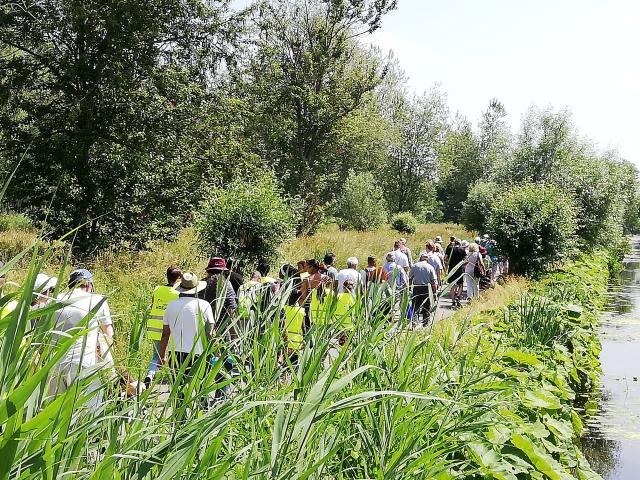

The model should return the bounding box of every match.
[159,272,215,370]
[202,256,237,336]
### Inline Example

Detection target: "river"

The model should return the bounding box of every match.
[582,238,640,478]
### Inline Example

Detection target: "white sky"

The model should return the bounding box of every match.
[367,0,640,164]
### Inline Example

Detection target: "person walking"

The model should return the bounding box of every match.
[361,256,389,286]
[158,272,216,405]
[324,253,338,283]
[448,240,467,308]
[144,266,182,387]
[399,238,413,266]
[225,258,245,296]
[444,236,456,271]
[424,241,444,285]
[388,241,410,273]
[409,252,438,326]
[50,269,114,404]
[464,243,483,301]
[202,257,238,340]
[336,257,360,293]
[299,259,328,329]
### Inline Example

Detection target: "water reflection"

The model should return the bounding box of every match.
[582,239,640,479]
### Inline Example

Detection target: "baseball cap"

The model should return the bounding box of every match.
[68,269,93,288]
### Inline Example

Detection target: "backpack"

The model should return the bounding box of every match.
[473,253,485,278]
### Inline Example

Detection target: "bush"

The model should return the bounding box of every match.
[0,213,33,232]
[194,174,298,265]
[390,212,418,234]
[487,184,576,275]
[335,170,388,231]
[461,181,499,232]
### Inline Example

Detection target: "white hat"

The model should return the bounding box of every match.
[35,273,58,292]
[175,272,207,295]
[461,240,469,248]
[419,251,429,259]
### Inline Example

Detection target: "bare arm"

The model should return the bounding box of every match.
[158,325,171,362]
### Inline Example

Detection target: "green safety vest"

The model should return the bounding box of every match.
[148,285,179,341]
[310,288,331,325]
[333,293,356,332]
[284,305,304,350]
[238,280,260,317]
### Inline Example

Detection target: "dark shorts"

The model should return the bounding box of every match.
[411,285,431,315]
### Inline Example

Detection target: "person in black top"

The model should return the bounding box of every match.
[447,240,467,308]
[444,236,455,270]
[225,258,244,296]
[202,257,238,337]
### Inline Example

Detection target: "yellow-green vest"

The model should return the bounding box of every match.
[333,293,356,332]
[148,285,179,341]
[238,280,260,317]
[0,299,17,321]
[284,305,304,350]
[310,288,331,324]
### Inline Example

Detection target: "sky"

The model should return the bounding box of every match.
[367,0,640,164]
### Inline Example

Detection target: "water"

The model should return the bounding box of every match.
[582,238,640,478]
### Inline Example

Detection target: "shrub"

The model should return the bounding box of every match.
[461,181,499,232]
[390,212,418,234]
[194,174,298,265]
[335,170,388,231]
[487,183,576,275]
[0,213,33,232]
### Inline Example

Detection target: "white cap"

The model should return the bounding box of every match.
[35,273,58,292]
[461,240,469,248]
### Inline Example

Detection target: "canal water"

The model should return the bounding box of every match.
[582,238,640,478]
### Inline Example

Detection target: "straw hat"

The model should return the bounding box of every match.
[175,272,207,295]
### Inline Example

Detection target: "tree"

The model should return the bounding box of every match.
[194,173,298,265]
[0,0,246,251]
[335,170,388,231]
[436,116,481,222]
[383,86,449,216]
[461,181,499,232]
[244,0,396,229]
[487,184,576,275]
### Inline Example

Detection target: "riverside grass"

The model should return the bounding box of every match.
[0,230,610,478]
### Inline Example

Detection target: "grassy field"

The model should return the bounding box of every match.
[282,223,475,267]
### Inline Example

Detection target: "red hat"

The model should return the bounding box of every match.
[205,257,228,272]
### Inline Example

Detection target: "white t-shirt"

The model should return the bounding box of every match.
[55,290,113,368]
[426,252,443,274]
[163,297,215,355]
[464,252,483,274]
[336,268,361,293]
[389,250,409,270]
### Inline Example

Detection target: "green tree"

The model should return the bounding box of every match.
[383,86,449,216]
[244,0,396,229]
[336,170,388,231]
[194,173,298,265]
[487,184,576,275]
[0,0,247,250]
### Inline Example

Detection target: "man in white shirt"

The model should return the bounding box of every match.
[336,257,361,293]
[388,240,410,273]
[159,272,215,366]
[399,238,413,266]
[50,269,114,400]
[424,241,444,285]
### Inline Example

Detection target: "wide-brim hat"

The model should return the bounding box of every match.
[175,272,207,294]
[35,273,58,292]
[205,257,228,272]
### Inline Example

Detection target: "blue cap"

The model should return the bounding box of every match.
[68,269,93,287]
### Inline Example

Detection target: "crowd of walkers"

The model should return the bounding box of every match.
[0,233,508,401]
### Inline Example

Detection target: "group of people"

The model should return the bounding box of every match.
[0,232,508,401]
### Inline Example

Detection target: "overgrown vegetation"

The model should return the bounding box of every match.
[0,224,612,478]
[390,211,418,234]
[1,2,636,256]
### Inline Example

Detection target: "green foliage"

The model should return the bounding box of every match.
[487,184,577,275]
[335,170,388,231]
[461,181,499,232]
[0,213,32,232]
[194,174,298,265]
[390,212,418,234]
[245,0,396,228]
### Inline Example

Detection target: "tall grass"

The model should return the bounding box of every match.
[0,232,609,479]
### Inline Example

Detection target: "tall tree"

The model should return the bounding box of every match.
[384,86,449,216]
[0,0,246,251]
[244,0,396,229]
